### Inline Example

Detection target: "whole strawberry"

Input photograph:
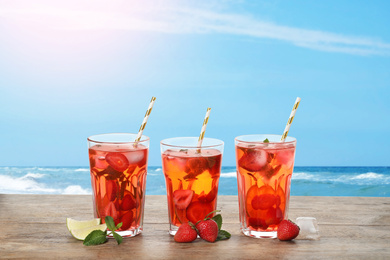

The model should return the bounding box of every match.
[174,222,198,243]
[277,219,300,241]
[196,219,219,243]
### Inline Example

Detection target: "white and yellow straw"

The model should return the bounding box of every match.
[197,107,211,148]
[281,97,301,142]
[135,96,156,143]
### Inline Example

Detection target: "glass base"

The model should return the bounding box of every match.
[241,228,277,239]
[169,224,179,236]
[108,227,143,238]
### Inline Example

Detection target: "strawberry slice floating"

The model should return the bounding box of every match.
[119,211,134,231]
[105,152,129,172]
[173,190,194,210]
[101,201,119,226]
[186,202,214,224]
[251,194,277,210]
[121,194,137,211]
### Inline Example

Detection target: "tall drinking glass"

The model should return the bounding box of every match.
[161,137,224,235]
[88,133,149,237]
[235,134,296,238]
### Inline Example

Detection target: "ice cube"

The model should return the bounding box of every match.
[295,217,320,240]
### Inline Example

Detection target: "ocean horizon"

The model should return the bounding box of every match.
[0,166,389,197]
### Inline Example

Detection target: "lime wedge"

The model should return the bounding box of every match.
[66,218,101,232]
[69,223,107,240]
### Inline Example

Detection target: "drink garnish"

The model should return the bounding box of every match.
[263,138,270,143]
[197,210,231,242]
[277,219,300,241]
[83,216,123,246]
[174,210,231,243]
[174,222,198,243]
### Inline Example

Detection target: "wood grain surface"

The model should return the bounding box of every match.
[1,194,389,259]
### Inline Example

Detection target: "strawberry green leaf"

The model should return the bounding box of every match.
[263,138,269,143]
[212,214,223,230]
[216,230,231,241]
[112,231,123,245]
[83,230,107,246]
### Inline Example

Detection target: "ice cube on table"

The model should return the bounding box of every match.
[295,217,320,240]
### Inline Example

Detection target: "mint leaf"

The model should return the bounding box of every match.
[116,222,123,229]
[216,230,231,241]
[83,230,107,246]
[263,138,269,143]
[105,216,116,231]
[112,231,123,245]
[212,214,222,230]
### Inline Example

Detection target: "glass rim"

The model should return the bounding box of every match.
[160,137,224,149]
[87,133,150,144]
[235,134,296,144]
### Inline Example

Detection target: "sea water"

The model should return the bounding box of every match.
[0,166,389,197]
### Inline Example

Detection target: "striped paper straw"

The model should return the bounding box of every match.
[197,107,211,148]
[135,96,156,143]
[281,97,301,142]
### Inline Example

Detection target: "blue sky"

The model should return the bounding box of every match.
[1,0,389,167]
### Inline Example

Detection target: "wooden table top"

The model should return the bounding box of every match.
[1,194,389,259]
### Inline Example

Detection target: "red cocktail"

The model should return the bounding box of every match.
[88,133,149,237]
[161,137,223,235]
[235,134,296,238]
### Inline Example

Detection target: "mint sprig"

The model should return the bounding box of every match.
[83,216,123,246]
[104,216,123,245]
[263,138,270,143]
[83,230,107,246]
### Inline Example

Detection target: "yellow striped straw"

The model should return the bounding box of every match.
[135,96,156,143]
[197,107,211,148]
[281,97,301,142]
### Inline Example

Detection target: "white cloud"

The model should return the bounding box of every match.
[0,1,389,56]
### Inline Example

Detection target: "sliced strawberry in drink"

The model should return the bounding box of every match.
[121,194,137,211]
[239,149,268,172]
[186,202,214,224]
[175,208,188,224]
[119,211,134,231]
[101,201,119,226]
[265,207,283,226]
[106,180,118,201]
[173,190,194,210]
[198,187,218,204]
[251,194,277,210]
[248,217,268,230]
[105,152,129,172]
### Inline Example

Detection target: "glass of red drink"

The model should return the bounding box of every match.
[88,133,149,237]
[235,134,296,238]
[161,137,224,235]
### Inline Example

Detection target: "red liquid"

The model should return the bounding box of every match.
[89,144,148,233]
[236,143,295,234]
[162,149,222,227]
